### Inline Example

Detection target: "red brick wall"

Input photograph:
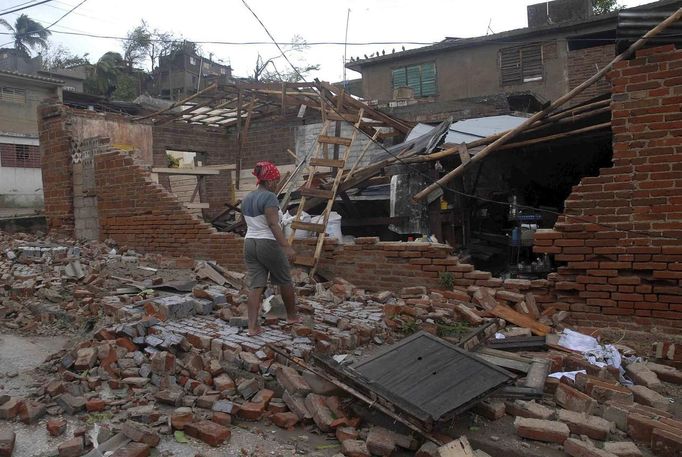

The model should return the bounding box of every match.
[0,143,40,168]
[568,44,615,105]
[94,150,246,271]
[535,45,682,333]
[38,103,75,234]
[39,103,554,295]
[152,115,303,219]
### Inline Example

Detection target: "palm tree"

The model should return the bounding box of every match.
[0,14,51,57]
[94,52,123,98]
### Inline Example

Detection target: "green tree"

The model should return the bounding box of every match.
[593,0,620,15]
[112,72,139,101]
[83,51,124,98]
[0,14,51,57]
[41,42,90,69]
[121,21,151,70]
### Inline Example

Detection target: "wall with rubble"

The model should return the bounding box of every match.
[534,45,682,333]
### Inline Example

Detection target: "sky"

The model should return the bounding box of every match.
[0,0,655,82]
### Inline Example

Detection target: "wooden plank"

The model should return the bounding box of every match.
[474,353,530,374]
[318,135,352,146]
[294,256,316,267]
[525,293,540,319]
[201,164,237,171]
[458,143,470,165]
[184,202,210,209]
[488,304,552,336]
[309,158,346,168]
[151,167,220,176]
[299,187,334,200]
[438,436,474,457]
[291,221,326,233]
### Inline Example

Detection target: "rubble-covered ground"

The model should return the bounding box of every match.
[2,229,682,457]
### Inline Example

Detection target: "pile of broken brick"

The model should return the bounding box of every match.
[1,229,682,457]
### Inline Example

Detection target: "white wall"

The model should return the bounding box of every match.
[0,166,43,207]
[0,135,43,208]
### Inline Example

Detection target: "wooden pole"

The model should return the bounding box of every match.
[235,88,242,190]
[412,7,682,202]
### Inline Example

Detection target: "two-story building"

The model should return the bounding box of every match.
[345,0,681,121]
[0,70,63,209]
[154,47,232,100]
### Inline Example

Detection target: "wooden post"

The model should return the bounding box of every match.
[412,6,682,202]
[235,88,242,189]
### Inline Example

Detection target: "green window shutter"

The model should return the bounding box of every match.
[392,68,407,90]
[406,65,421,95]
[421,63,436,96]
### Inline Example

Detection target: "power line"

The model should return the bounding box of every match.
[1,27,660,47]
[0,0,54,16]
[44,0,86,30]
[0,0,40,14]
[238,0,680,243]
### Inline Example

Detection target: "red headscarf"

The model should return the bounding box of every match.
[252,161,281,185]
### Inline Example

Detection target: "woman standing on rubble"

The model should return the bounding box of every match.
[242,161,301,336]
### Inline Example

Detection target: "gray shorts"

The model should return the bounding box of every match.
[244,238,292,289]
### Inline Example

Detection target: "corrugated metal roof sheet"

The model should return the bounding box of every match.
[407,114,527,145]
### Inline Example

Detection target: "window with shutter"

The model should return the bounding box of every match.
[0,87,26,104]
[391,62,436,97]
[500,43,543,85]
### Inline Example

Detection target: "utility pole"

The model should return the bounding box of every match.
[343,8,350,87]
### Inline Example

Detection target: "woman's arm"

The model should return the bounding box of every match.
[265,206,296,260]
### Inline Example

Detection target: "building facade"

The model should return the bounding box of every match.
[155,49,232,100]
[0,70,63,208]
[346,0,679,111]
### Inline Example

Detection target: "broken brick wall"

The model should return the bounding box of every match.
[38,104,154,234]
[567,44,615,105]
[153,122,236,221]
[534,44,682,333]
[94,150,245,271]
[38,101,558,297]
[152,115,304,220]
[39,103,74,235]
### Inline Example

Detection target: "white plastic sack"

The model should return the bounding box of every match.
[310,212,343,240]
[558,329,600,353]
[282,211,311,239]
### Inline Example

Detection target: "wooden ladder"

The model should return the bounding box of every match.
[288,108,364,275]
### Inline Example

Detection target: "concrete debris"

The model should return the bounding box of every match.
[1,229,682,456]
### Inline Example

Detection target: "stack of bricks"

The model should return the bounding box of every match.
[534,44,682,333]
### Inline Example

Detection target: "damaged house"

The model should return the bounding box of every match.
[0,1,682,456]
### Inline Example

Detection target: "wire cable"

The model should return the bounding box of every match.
[0,0,53,16]
[238,0,680,243]
[43,0,86,30]
[2,27,673,47]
